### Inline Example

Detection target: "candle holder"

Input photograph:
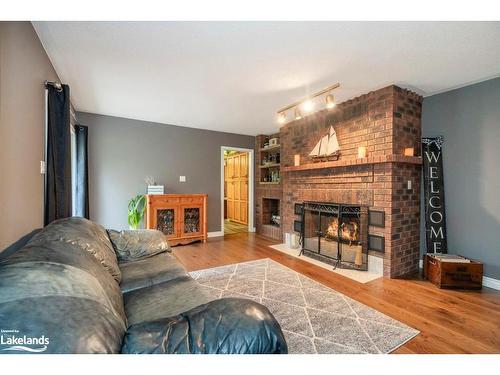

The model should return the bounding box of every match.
[404,147,415,157]
[357,146,367,159]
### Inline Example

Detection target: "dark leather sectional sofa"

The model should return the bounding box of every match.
[0,217,287,354]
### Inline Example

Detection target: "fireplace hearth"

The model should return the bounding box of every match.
[300,202,368,271]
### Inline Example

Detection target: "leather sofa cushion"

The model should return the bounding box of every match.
[0,296,125,354]
[0,251,126,324]
[27,217,122,283]
[108,229,170,263]
[119,253,187,294]
[0,243,127,353]
[123,276,214,326]
[122,298,288,354]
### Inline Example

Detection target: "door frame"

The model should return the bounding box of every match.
[220,146,255,235]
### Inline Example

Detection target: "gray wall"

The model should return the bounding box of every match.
[0,22,60,250]
[77,112,254,232]
[421,77,500,279]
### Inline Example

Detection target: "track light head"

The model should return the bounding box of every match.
[302,99,314,112]
[326,93,335,109]
[277,112,286,124]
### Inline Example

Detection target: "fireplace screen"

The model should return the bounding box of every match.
[301,202,368,271]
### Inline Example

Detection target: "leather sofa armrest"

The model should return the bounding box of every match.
[121,298,288,354]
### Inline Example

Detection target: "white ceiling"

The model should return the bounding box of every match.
[33,21,500,135]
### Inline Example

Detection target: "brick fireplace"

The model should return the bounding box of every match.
[256,85,423,278]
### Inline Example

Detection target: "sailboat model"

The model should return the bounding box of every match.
[309,126,340,160]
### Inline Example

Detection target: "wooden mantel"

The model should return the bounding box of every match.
[282,155,422,172]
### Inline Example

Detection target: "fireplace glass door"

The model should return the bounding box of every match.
[338,209,366,269]
[301,202,368,271]
[319,211,339,259]
[303,209,319,254]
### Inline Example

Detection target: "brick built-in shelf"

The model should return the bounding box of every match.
[259,163,281,169]
[283,155,422,172]
[256,134,282,242]
[259,181,280,185]
[259,144,281,152]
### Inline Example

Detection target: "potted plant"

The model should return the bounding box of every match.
[128,194,146,230]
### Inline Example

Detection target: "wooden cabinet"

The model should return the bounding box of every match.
[146,194,207,246]
[224,152,248,225]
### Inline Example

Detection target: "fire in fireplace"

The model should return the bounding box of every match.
[300,202,368,270]
[325,217,359,245]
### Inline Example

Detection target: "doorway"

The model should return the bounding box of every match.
[221,147,254,236]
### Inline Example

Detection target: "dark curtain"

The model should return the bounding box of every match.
[44,84,72,225]
[75,125,89,219]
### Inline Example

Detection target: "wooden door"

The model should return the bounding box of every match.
[226,180,234,220]
[227,156,235,179]
[238,153,249,225]
[240,153,248,179]
[224,152,248,225]
[225,157,233,221]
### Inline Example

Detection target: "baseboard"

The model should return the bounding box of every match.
[209,227,254,237]
[207,231,224,238]
[483,276,500,290]
[249,227,256,233]
[418,258,500,290]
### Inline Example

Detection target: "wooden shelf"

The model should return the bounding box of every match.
[259,181,280,185]
[282,155,422,172]
[258,163,280,169]
[259,145,280,152]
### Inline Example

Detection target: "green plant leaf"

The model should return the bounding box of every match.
[128,194,146,230]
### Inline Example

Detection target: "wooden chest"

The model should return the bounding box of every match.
[424,254,483,289]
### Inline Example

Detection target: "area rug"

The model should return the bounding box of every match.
[189,258,419,354]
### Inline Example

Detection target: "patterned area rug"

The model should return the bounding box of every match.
[189,258,419,354]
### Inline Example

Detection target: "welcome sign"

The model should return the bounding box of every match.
[422,137,448,253]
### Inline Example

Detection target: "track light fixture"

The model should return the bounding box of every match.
[294,107,302,120]
[277,112,286,124]
[276,83,340,124]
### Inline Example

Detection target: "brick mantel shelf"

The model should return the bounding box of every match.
[283,155,422,172]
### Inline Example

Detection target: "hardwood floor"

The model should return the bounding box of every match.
[223,220,248,235]
[173,233,500,354]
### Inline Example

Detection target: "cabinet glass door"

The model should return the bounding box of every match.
[156,208,177,238]
[182,205,202,236]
